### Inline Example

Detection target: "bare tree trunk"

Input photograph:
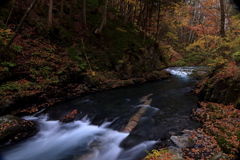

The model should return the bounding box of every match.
[123,3,134,25]
[68,0,77,25]
[220,0,226,37]
[95,0,108,34]
[148,1,153,33]
[60,0,64,23]
[82,0,87,29]
[40,0,44,9]
[1,0,37,54]
[18,0,23,20]
[48,0,53,27]
[34,0,39,12]
[137,0,145,27]
[155,2,161,40]
[5,0,16,28]
[133,0,139,23]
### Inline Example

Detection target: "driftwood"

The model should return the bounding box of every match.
[121,93,153,133]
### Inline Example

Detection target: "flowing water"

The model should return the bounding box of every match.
[0,67,202,160]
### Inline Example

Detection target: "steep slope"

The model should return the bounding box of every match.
[0,0,170,115]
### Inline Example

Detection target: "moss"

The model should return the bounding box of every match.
[235,130,240,141]
[206,104,215,111]
[216,135,234,154]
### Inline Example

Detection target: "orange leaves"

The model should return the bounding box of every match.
[215,61,239,79]
[193,102,240,158]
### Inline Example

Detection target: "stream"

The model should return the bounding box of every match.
[1,67,202,160]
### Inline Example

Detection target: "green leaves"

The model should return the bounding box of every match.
[12,44,23,53]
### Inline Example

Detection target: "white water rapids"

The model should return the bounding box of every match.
[2,114,155,160]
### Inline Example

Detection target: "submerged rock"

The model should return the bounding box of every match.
[60,109,79,123]
[0,115,36,145]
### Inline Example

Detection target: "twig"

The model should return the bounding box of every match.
[81,38,93,73]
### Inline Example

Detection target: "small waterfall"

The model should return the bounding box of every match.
[166,67,195,77]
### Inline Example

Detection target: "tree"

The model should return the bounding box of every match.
[48,0,53,27]
[82,0,87,29]
[95,0,108,34]
[220,0,226,37]
[61,0,64,23]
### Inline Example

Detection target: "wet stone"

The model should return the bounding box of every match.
[170,136,195,148]
[0,115,36,145]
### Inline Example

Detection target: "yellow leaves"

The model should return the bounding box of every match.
[124,0,136,4]
[116,28,127,32]
[0,28,13,45]
[144,149,177,160]
[207,57,228,67]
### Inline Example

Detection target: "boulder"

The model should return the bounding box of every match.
[170,136,195,148]
[168,146,184,157]
[0,115,36,145]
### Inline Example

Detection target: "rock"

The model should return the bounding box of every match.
[0,115,36,145]
[168,146,183,157]
[210,153,228,160]
[60,109,79,123]
[170,136,195,148]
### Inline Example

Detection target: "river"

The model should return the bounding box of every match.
[1,67,202,160]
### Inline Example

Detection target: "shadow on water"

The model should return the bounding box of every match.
[1,67,202,160]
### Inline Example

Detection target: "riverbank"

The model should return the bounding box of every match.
[144,65,240,160]
[192,62,240,159]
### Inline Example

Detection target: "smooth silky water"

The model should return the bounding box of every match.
[0,67,202,160]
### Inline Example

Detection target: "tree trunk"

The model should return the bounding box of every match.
[123,3,134,25]
[48,0,53,27]
[220,0,226,38]
[18,0,23,20]
[40,0,45,9]
[68,0,77,25]
[5,0,16,28]
[60,0,64,23]
[95,0,108,34]
[137,0,145,27]
[82,0,87,29]
[155,2,161,40]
